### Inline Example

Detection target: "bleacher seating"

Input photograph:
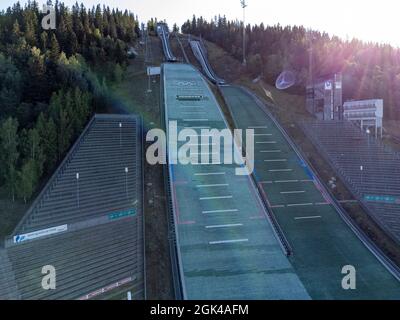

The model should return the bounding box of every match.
[15,114,140,234]
[0,114,144,300]
[301,120,400,242]
[0,250,19,299]
[7,219,144,300]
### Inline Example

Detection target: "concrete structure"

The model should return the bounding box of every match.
[306,73,343,120]
[0,114,144,300]
[343,99,383,138]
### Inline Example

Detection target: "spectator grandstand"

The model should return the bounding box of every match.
[0,114,144,300]
[301,120,400,242]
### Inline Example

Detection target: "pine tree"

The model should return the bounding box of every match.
[18,159,37,203]
[94,4,103,32]
[11,19,21,43]
[113,63,123,83]
[0,117,19,201]
[26,47,47,102]
[23,8,38,46]
[42,116,58,173]
[67,30,78,55]
[50,33,60,61]
[58,105,71,159]
[0,54,21,116]
[28,127,44,176]
[40,31,48,51]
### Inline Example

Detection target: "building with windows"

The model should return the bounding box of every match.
[306,73,343,120]
[343,99,383,137]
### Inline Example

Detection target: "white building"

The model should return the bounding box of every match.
[343,99,383,138]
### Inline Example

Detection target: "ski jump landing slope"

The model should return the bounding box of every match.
[163,63,309,300]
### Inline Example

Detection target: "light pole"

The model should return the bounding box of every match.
[76,173,80,208]
[240,0,247,66]
[147,73,152,93]
[119,122,122,147]
[145,26,149,63]
[307,30,315,114]
[365,128,371,195]
[125,167,129,199]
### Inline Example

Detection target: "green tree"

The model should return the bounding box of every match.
[18,159,37,203]
[39,31,48,51]
[71,87,90,134]
[22,8,38,46]
[58,108,70,158]
[49,90,73,159]
[49,90,62,122]
[11,19,21,43]
[0,117,19,201]
[50,33,60,61]
[26,47,47,102]
[248,53,263,77]
[36,113,57,173]
[0,53,22,117]
[28,127,44,176]
[113,63,123,83]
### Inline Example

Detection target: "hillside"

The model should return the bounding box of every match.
[183,16,400,121]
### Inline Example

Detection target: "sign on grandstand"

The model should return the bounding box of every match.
[364,194,400,204]
[77,277,134,300]
[108,209,136,221]
[343,99,383,138]
[325,81,332,90]
[13,224,68,244]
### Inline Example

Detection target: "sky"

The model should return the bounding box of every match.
[2,0,400,47]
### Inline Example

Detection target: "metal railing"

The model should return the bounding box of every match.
[159,65,184,299]
[158,24,177,62]
[189,40,226,85]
